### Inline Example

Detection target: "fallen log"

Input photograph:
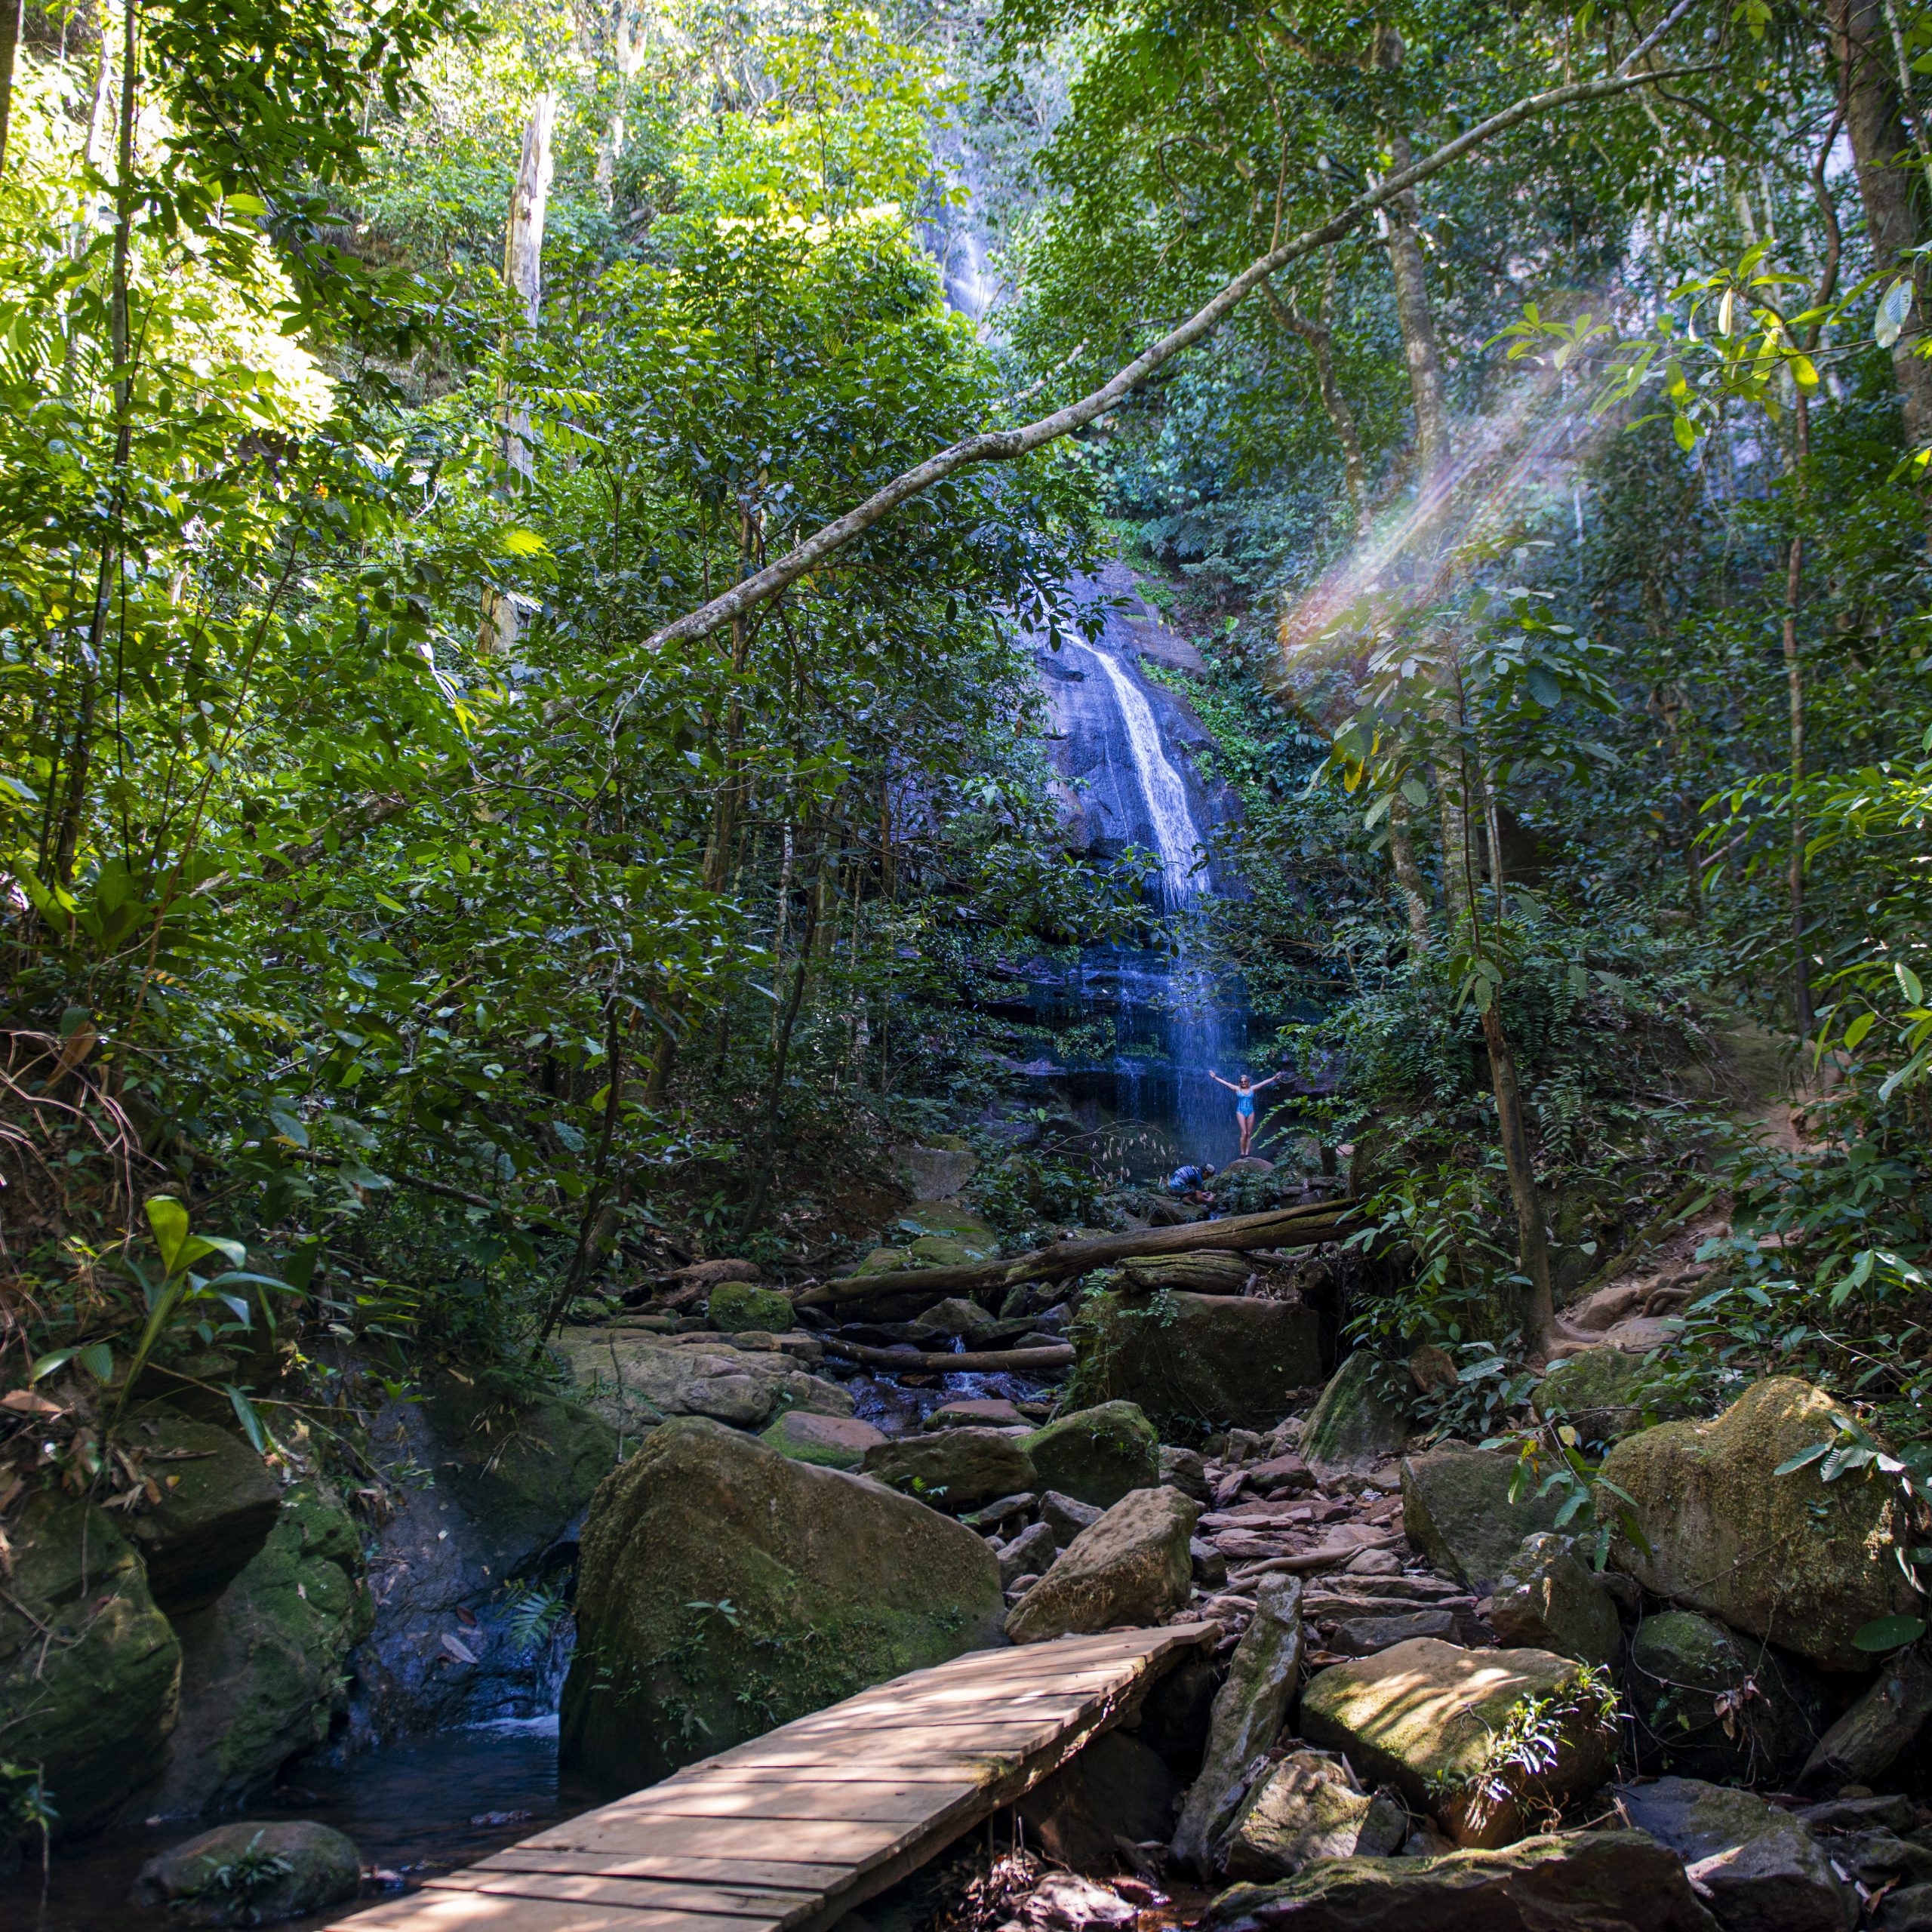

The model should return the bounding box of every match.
[821,1337,1075,1374]
[795,1198,1354,1312]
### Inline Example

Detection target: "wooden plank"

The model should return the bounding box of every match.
[327,1623,1220,1932]
[423,1872,816,1921]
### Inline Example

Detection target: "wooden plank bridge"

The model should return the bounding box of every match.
[327,1623,1217,1932]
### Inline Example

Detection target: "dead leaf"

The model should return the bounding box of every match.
[440,1630,478,1664]
[1,1390,63,1417]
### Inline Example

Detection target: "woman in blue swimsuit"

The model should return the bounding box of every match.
[1209,1068,1283,1158]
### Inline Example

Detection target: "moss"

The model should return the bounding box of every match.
[1023,1400,1159,1507]
[708,1281,795,1332]
[0,1494,181,1838]
[1303,1353,1411,1470]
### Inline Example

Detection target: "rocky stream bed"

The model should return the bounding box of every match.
[8,1171,1932,1932]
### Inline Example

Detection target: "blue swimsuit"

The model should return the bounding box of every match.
[1237,1093,1254,1118]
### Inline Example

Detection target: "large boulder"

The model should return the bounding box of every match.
[862,1428,1036,1512]
[1072,1291,1327,1434]
[1600,1377,1919,1672]
[1399,1442,1567,1595]
[1173,1574,1303,1871]
[1628,1610,1824,1786]
[1302,1354,1411,1475]
[0,1494,180,1837]
[124,1413,283,1615]
[1006,1486,1198,1644]
[1617,1777,1855,1932]
[1220,1750,1408,1881]
[1801,1644,1932,1790]
[1197,1830,1721,1932]
[131,1819,361,1925]
[346,1372,617,1741]
[1023,1401,1160,1509]
[555,1328,852,1436]
[761,1411,886,1471]
[560,1419,1004,1786]
[151,1486,371,1817]
[1489,1533,1622,1667]
[707,1280,794,1333]
[1300,1638,1619,1848]
[1534,1347,1684,1446]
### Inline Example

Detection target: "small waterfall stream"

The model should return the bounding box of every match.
[1077,640,1203,909]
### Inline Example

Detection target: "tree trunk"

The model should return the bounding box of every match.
[0,0,23,179]
[1832,0,1932,450]
[1387,792,1432,949]
[1480,1001,1558,1350]
[483,91,558,656]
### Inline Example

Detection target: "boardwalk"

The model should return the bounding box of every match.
[326,1623,1216,1932]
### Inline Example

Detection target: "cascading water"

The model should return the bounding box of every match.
[1077,641,1202,909]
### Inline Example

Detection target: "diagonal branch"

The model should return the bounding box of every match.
[632,13,1706,662]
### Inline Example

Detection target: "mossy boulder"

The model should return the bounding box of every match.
[1601,1377,1919,1671]
[1023,1401,1159,1508]
[1006,1484,1198,1643]
[1535,1348,1684,1447]
[1302,1353,1411,1474]
[131,1818,361,1925]
[861,1426,1036,1511]
[707,1280,794,1333]
[1628,1610,1826,1786]
[1300,1638,1619,1848]
[760,1411,886,1471]
[1399,1441,1568,1595]
[151,1486,371,1817]
[1489,1533,1622,1669]
[559,1419,1004,1787]
[1197,1831,1718,1932]
[897,1201,1000,1257]
[555,1330,851,1435]
[1072,1291,1327,1435]
[124,1411,282,1615]
[0,1494,181,1838]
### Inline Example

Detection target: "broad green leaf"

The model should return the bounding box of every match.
[1878,278,1914,349]
[146,1196,192,1275]
[1853,1615,1927,1652]
[1772,1441,1831,1475]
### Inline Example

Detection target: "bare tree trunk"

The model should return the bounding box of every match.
[0,0,23,178]
[1374,26,1450,494]
[483,91,557,656]
[1832,0,1932,449]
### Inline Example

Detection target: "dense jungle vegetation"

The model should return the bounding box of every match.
[2,0,1930,1519]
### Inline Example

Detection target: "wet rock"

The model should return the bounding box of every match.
[1801,1642,1932,1790]
[1302,1354,1411,1475]
[1160,1444,1208,1500]
[1072,1291,1327,1434]
[348,1371,617,1741]
[1627,1609,1823,1785]
[1196,1829,1720,1932]
[555,1327,852,1435]
[999,1521,1059,1588]
[1220,1749,1407,1880]
[561,1418,1003,1786]
[1017,1729,1180,1866]
[1007,1486,1198,1643]
[862,1427,1036,1512]
[925,1396,1026,1429]
[131,1820,361,1925]
[123,1413,282,1616]
[1617,1777,1854,1932]
[1300,1638,1618,1848]
[761,1410,886,1470]
[707,1280,795,1332]
[912,1295,994,1337]
[1601,1377,1920,1672]
[1489,1532,1622,1667]
[1023,1400,1160,1509]
[1399,1441,1567,1595]
[151,1486,371,1817]
[0,1494,180,1837]
[1041,1490,1103,1546]
[1172,1574,1303,1870]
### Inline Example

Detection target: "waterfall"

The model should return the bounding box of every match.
[1078,641,1204,909]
